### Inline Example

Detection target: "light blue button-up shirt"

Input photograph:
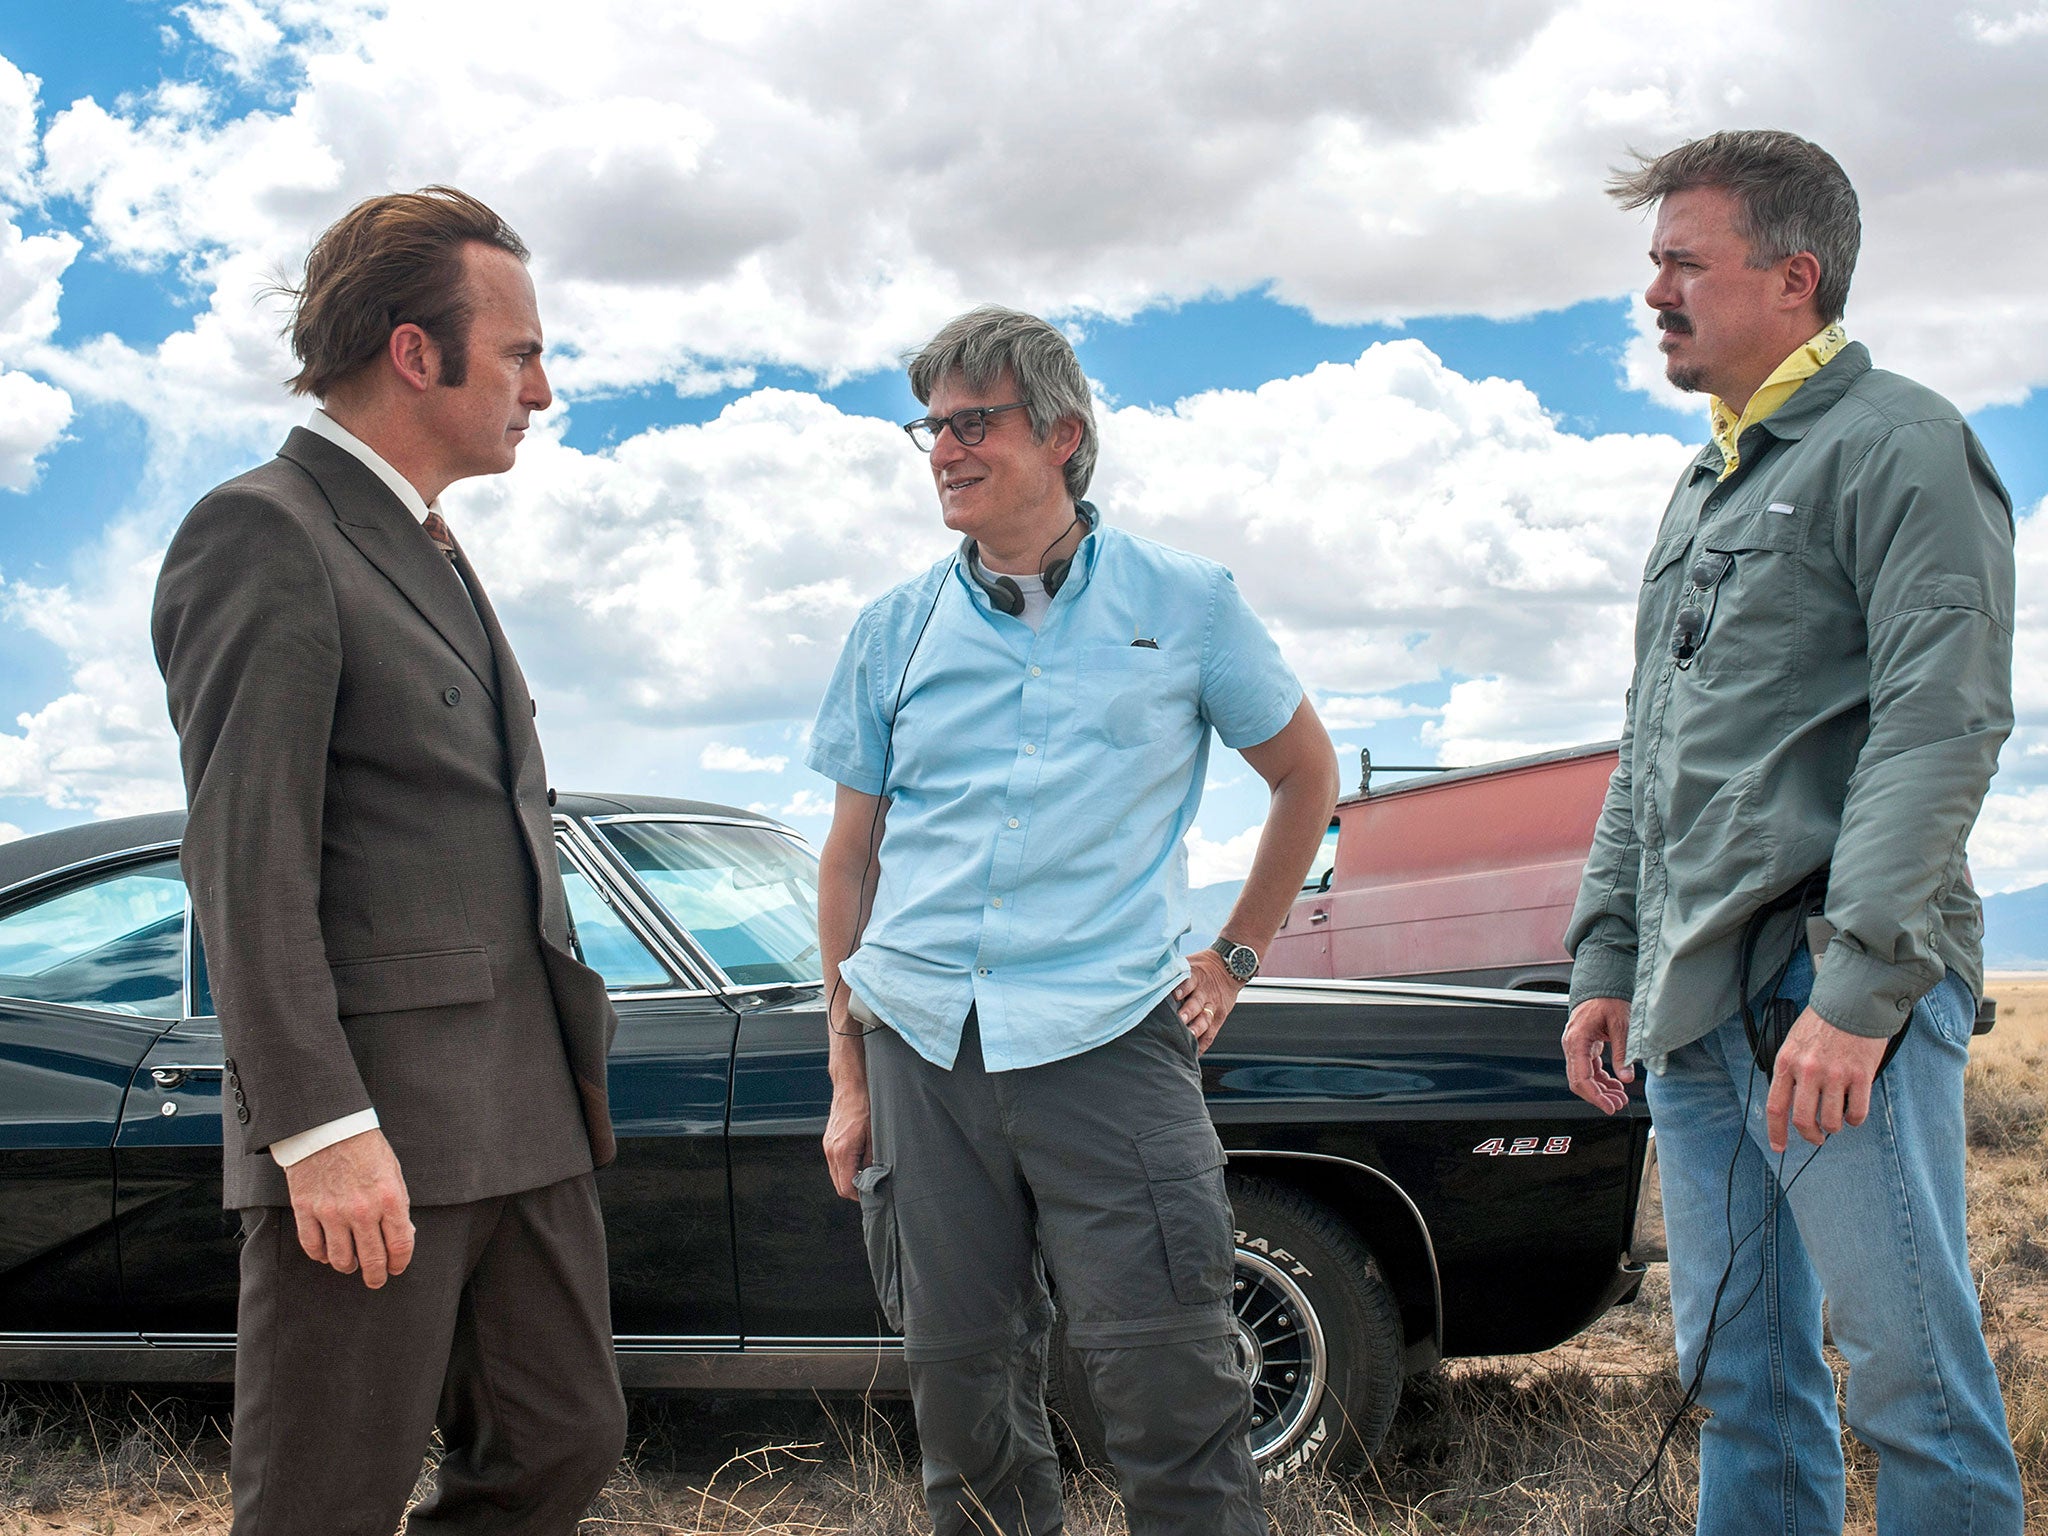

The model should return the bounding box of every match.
[807,512,1302,1072]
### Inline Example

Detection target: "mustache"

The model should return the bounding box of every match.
[1658,313,1694,335]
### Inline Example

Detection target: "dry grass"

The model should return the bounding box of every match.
[9,983,2048,1534]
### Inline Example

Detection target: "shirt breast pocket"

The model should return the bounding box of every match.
[1700,506,1807,674]
[1078,645,1177,749]
[1637,532,1691,658]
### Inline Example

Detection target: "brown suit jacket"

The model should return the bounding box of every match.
[152,428,617,1209]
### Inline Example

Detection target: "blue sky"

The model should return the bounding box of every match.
[2,1,2046,894]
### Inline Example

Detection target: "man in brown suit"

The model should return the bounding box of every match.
[152,187,626,1534]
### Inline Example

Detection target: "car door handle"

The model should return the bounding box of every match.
[1308,911,1330,925]
[150,1066,223,1089]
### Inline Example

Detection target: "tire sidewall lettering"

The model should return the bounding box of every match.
[1233,1228,1313,1279]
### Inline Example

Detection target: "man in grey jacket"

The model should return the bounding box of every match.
[154,187,624,1534]
[1563,131,2022,1534]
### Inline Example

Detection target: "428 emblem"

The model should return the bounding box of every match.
[1471,1135,1571,1157]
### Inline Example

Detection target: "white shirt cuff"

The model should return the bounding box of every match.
[268,1108,381,1168]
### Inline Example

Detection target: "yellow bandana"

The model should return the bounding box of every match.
[1709,322,1849,480]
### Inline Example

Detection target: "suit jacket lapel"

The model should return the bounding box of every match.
[449,539,576,951]
[278,429,499,702]
[449,541,535,784]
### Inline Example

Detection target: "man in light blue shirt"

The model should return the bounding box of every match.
[809,306,1337,1536]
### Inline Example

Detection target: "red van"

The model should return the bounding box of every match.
[1267,741,1621,991]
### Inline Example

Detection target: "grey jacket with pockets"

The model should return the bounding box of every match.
[1567,343,2015,1062]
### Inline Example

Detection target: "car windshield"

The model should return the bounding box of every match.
[599,820,821,987]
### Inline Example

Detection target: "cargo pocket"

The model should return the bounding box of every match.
[853,1163,905,1331]
[1136,1118,1233,1306]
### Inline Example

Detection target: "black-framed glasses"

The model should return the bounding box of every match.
[902,402,1027,452]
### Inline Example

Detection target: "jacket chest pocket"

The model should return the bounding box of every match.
[1697,505,1809,674]
[1077,646,1178,749]
[1637,533,1691,662]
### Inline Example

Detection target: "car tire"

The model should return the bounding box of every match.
[1046,1173,1404,1482]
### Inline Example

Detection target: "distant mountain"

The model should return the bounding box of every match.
[1183,880,1246,949]
[1984,882,2048,970]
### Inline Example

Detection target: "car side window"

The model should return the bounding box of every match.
[0,856,189,1019]
[1303,819,1339,894]
[557,845,674,990]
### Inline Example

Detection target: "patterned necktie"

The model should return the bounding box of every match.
[421,509,456,561]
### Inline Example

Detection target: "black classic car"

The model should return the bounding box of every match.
[0,794,1659,1479]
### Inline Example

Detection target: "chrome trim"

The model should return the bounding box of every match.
[0,839,184,907]
[551,826,705,997]
[182,897,199,1018]
[0,1333,234,1384]
[616,1346,907,1393]
[1629,1127,1666,1265]
[553,817,720,994]
[0,1332,908,1394]
[721,981,825,1000]
[1243,975,1567,1009]
[586,810,797,837]
[1226,1149,1445,1360]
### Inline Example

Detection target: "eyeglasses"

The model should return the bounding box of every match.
[1670,551,1733,666]
[902,402,1027,452]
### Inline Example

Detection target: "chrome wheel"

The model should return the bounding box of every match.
[1232,1247,1328,1461]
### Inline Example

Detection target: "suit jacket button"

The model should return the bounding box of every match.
[443,686,462,706]
[235,1105,250,1124]
[222,1057,236,1075]
[547,788,557,807]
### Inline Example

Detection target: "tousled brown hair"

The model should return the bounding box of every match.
[282,186,528,398]
[1607,130,1860,323]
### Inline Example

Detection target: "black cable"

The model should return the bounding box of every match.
[1622,1071,1823,1530]
[1622,882,1906,1532]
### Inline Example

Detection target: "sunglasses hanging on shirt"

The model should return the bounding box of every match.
[1670,550,1734,667]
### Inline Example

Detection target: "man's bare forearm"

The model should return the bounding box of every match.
[818,784,887,1087]
[1224,701,1341,951]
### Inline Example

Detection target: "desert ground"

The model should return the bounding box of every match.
[8,983,2047,1535]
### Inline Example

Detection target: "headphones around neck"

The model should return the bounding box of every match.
[961,501,1098,617]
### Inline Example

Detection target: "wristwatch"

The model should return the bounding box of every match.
[1208,935,1260,984]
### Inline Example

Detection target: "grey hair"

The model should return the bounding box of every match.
[1608,130,1861,323]
[907,305,1097,499]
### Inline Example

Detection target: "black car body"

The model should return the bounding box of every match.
[0,795,1658,1477]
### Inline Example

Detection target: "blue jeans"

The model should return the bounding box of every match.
[1646,948,2023,1536]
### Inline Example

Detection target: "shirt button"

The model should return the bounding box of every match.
[1031,666,1041,677]
[1023,744,1037,755]
[992,897,1003,908]
[978,968,990,976]
[1007,818,1020,829]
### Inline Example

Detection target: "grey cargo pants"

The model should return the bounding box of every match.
[859,1002,1262,1536]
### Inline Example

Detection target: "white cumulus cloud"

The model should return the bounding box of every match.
[700,742,790,774]
[13,0,2048,420]
[0,368,72,491]
[1186,824,1266,888]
